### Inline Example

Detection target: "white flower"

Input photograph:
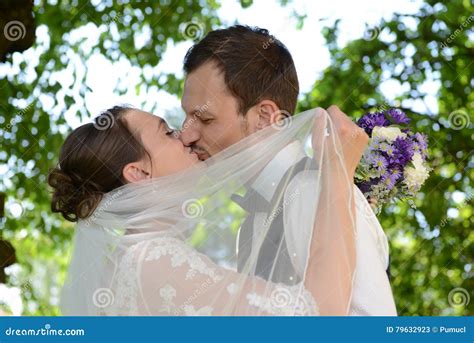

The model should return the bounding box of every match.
[372,126,407,143]
[411,152,425,169]
[404,153,429,191]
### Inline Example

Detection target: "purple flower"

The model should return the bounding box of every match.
[379,142,395,157]
[371,154,388,172]
[415,132,426,146]
[390,137,414,166]
[390,168,403,186]
[382,172,398,190]
[385,108,410,125]
[357,178,379,195]
[355,106,430,207]
[416,132,427,145]
[413,132,428,156]
[357,182,372,195]
[357,112,390,134]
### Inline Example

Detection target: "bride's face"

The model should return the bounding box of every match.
[124,109,200,179]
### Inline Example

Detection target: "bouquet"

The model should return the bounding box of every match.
[355,108,430,210]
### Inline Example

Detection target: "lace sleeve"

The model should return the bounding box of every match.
[111,236,319,316]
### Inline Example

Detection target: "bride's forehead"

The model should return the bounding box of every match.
[127,109,162,123]
[124,110,164,132]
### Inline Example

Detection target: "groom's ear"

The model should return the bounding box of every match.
[255,100,281,129]
[122,162,151,183]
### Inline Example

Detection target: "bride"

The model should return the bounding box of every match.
[49,105,367,316]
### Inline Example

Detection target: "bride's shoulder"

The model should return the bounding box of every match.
[120,234,223,283]
[124,235,185,251]
[121,235,193,262]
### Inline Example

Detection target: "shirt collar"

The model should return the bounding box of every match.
[250,140,306,203]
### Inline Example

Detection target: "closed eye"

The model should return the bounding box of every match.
[158,118,175,136]
[200,118,213,124]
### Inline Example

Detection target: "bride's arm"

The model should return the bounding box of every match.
[303,171,357,315]
[303,107,367,315]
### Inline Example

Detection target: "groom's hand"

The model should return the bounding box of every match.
[326,105,368,179]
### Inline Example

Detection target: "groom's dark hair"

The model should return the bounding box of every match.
[183,25,299,115]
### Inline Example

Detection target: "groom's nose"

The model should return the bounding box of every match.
[180,119,200,147]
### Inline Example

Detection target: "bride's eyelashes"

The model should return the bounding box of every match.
[164,124,179,137]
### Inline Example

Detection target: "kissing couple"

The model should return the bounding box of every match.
[50,25,397,316]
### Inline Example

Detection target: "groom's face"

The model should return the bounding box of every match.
[181,62,254,161]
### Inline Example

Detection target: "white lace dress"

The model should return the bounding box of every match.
[102,236,319,316]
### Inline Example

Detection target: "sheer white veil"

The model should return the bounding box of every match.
[60,108,357,316]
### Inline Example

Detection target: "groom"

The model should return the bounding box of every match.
[179,25,396,315]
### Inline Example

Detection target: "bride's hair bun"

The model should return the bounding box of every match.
[48,106,149,222]
[48,168,103,222]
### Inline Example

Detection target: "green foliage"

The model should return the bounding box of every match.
[1,0,222,315]
[299,0,473,315]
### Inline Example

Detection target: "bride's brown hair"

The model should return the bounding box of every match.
[48,106,150,222]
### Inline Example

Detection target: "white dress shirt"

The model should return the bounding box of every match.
[236,140,398,316]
